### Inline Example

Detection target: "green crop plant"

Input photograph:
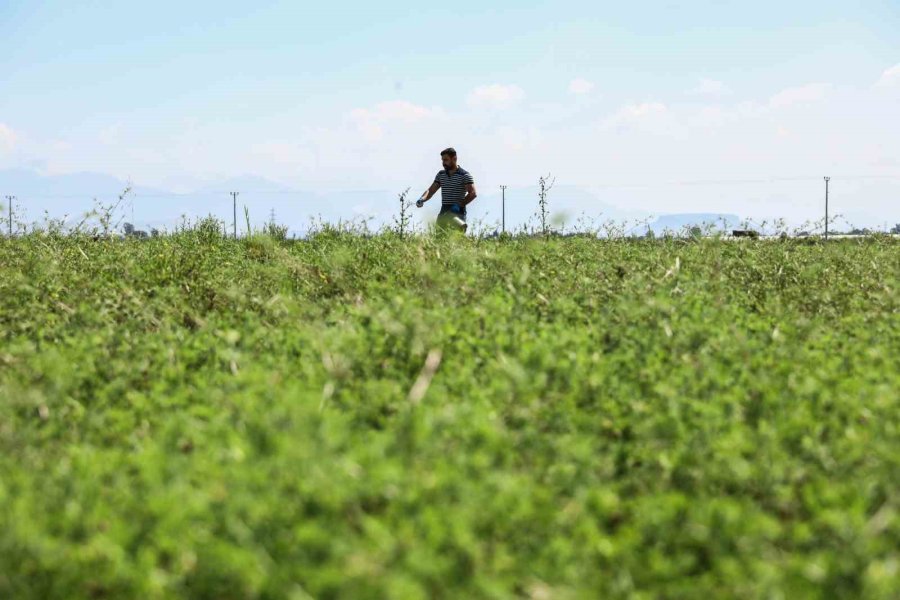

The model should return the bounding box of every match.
[1,231,898,599]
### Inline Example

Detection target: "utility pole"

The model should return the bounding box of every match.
[824,177,830,240]
[4,195,15,237]
[500,185,507,234]
[230,192,239,238]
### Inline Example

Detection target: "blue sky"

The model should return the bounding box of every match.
[1,0,899,227]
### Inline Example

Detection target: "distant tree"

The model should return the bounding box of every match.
[123,222,149,239]
[892,224,900,234]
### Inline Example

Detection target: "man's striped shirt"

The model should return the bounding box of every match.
[434,166,474,210]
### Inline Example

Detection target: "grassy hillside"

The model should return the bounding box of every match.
[1,231,898,599]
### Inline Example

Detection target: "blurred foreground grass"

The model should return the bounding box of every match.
[1,231,898,599]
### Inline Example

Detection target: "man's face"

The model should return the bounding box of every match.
[441,154,457,170]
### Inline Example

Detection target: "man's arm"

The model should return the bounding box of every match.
[417,181,440,207]
[420,181,440,202]
[461,183,478,206]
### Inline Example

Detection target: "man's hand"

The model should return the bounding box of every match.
[416,198,426,208]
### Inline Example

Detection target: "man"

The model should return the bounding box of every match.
[416,147,477,231]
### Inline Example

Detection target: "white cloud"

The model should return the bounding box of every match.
[768,83,830,108]
[0,123,17,155]
[600,102,668,130]
[466,84,525,109]
[353,119,384,143]
[689,78,732,97]
[568,78,595,95]
[348,100,444,142]
[874,63,900,88]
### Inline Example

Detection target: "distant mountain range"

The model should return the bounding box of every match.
[1,168,749,236]
[0,169,396,234]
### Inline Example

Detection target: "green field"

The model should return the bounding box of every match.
[1,231,898,599]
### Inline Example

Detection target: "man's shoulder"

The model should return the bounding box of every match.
[435,167,474,179]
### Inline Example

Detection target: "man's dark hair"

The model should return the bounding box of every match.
[440,147,457,158]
